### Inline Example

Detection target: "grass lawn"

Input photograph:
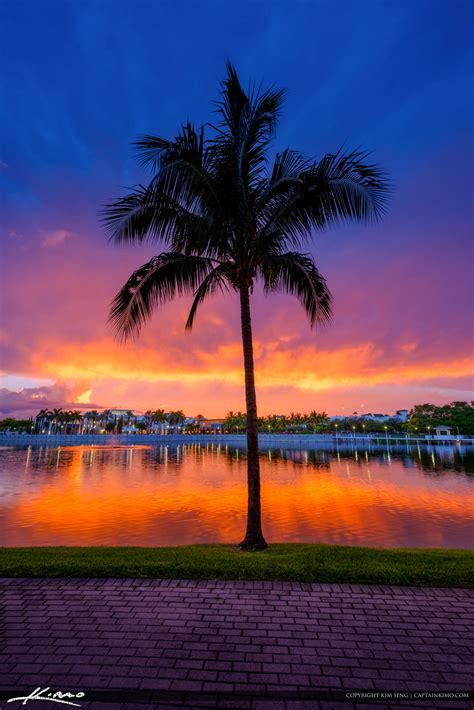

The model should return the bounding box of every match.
[0,544,472,587]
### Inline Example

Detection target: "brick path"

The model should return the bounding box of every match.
[0,579,472,709]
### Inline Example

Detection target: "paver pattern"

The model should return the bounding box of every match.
[0,579,472,709]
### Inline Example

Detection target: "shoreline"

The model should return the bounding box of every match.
[1,432,473,447]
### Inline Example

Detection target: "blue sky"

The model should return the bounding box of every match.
[2,0,473,185]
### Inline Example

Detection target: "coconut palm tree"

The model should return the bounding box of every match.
[125,410,135,432]
[36,409,52,434]
[144,410,154,433]
[63,410,76,434]
[152,408,167,434]
[71,410,84,434]
[51,408,63,434]
[167,410,185,433]
[308,410,329,433]
[85,410,99,433]
[101,410,112,433]
[103,64,388,550]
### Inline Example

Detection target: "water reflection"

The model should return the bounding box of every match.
[0,443,472,548]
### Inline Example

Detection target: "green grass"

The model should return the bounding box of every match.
[0,544,472,587]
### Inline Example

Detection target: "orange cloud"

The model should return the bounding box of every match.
[26,337,473,392]
[0,331,465,416]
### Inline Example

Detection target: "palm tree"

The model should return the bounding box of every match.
[308,410,329,433]
[152,408,167,434]
[101,410,112,433]
[167,410,185,432]
[36,409,51,434]
[71,410,84,434]
[63,410,76,434]
[125,410,135,432]
[144,410,154,433]
[85,410,99,433]
[103,64,388,550]
[51,407,63,434]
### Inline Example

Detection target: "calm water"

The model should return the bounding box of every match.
[0,443,473,548]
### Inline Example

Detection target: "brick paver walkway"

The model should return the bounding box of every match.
[0,579,472,709]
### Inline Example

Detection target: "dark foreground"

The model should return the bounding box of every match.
[1,578,473,709]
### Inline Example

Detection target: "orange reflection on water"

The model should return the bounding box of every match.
[0,444,473,548]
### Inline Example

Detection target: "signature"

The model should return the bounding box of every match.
[7,687,85,706]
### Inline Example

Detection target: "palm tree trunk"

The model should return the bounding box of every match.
[239,286,267,551]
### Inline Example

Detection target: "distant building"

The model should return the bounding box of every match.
[330,410,409,423]
[198,418,225,432]
[432,425,453,440]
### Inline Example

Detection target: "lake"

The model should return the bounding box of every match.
[0,443,473,548]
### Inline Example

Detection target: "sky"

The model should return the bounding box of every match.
[1,0,473,418]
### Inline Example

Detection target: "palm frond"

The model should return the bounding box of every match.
[102,184,216,255]
[133,134,173,173]
[185,263,232,330]
[213,63,286,219]
[311,148,390,223]
[110,253,215,341]
[102,186,154,244]
[260,252,332,326]
[258,149,390,247]
[236,84,286,190]
[104,122,223,246]
[217,62,249,136]
[269,148,309,187]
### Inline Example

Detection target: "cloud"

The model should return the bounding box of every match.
[0,381,102,418]
[41,229,73,248]
[1,328,472,417]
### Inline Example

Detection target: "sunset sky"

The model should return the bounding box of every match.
[1,0,473,418]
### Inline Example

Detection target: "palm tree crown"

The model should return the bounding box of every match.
[103,63,389,549]
[104,63,387,340]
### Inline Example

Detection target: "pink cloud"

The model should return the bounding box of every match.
[0,381,101,418]
[41,228,73,248]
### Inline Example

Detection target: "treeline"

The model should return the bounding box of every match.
[1,401,473,435]
[224,410,330,433]
[0,418,33,433]
[224,411,400,433]
[405,402,474,436]
[223,402,474,434]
